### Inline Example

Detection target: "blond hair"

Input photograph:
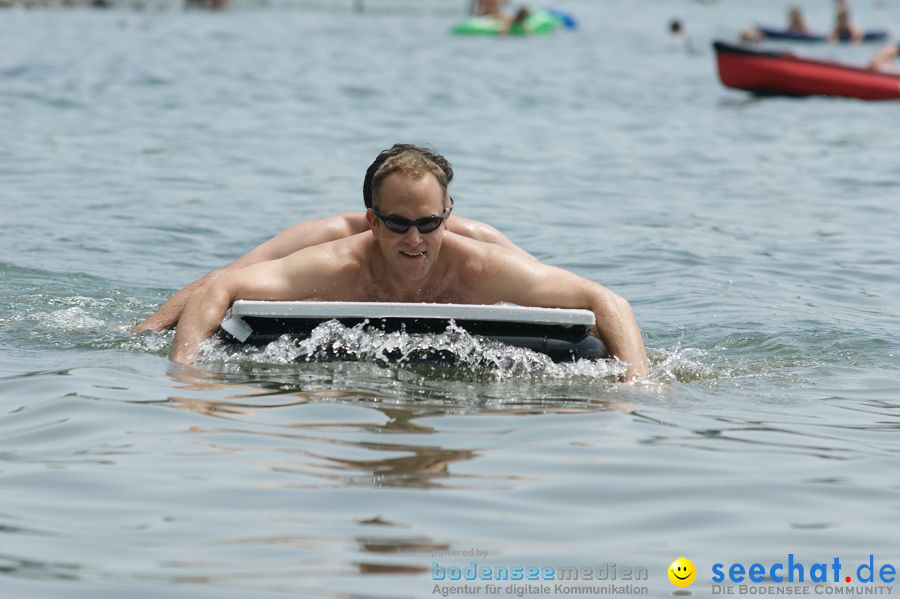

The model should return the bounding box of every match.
[370,148,450,210]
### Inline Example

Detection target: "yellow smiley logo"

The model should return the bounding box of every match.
[668,557,697,587]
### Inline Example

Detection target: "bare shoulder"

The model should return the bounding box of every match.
[283,231,370,272]
[332,212,368,235]
[445,232,536,278]
[284,212,366,242]
[446,214,511,244]
[447,214,491,239]
[444,231,492,259]
[445,214,535,260]
[444,233,598,307]
[225,233,370,301]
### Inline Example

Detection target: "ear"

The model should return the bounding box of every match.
[365,209,378,236]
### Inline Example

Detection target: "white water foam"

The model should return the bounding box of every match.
[199,320,628,381]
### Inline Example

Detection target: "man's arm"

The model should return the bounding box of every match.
[135,213,363,333]
[472,248,649,381]
[447,216,536,261]
[170,240,355,364]
[170,259,299,365]
[169,277,240,365]
[136,212,532,333]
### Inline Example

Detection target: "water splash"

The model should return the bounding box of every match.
[1,290,171,354]
[647,345,730,384]
[3,305,106,333]
[3,291,820,388]
[37,307,106,332]
[199,320,627,381]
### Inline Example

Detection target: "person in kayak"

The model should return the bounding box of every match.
[167,144,650,380]
[829,5,863,42]
[740,6,810,42]
[786,7,811,34]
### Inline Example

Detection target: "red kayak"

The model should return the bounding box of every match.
[714,40,900,100]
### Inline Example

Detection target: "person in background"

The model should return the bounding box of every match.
[668,17,698,54]
[868,41,900,72]
[472,0,531,34]
[829,4,863,42]
[786,6,811,34]
[741,6,810,43]
[669,18,683,37]
[472,0,500,16]
[505,7,532,34]
[669,17,699,54]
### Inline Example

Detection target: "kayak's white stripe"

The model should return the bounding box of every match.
[229,300,594,327]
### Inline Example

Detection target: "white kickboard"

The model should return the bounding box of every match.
[228,300,595,326]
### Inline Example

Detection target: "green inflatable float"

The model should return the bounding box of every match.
[451,10,562,36]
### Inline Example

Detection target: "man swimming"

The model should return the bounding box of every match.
[168,145,649,380]
[135,145,532,334]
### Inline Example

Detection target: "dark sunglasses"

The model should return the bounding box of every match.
[372,197,453,235]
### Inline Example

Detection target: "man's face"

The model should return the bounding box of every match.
[368,172,449,283]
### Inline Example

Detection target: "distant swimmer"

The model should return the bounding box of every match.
[472,0,503,17]
[786,6,811,34]
[472,0,532,34]
[741,6,810,42]
[868,41,900,72]
[829,4,863,43]
[668,18,699,54]
[166,144,650,380]
[669,19,683,37]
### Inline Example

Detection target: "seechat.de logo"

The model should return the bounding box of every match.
[668,557,697,587]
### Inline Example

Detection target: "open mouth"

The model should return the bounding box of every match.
[400,250,426,259]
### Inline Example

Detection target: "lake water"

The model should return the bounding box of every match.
[2,0,899,597]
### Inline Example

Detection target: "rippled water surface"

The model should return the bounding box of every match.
[2,0,900,597]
